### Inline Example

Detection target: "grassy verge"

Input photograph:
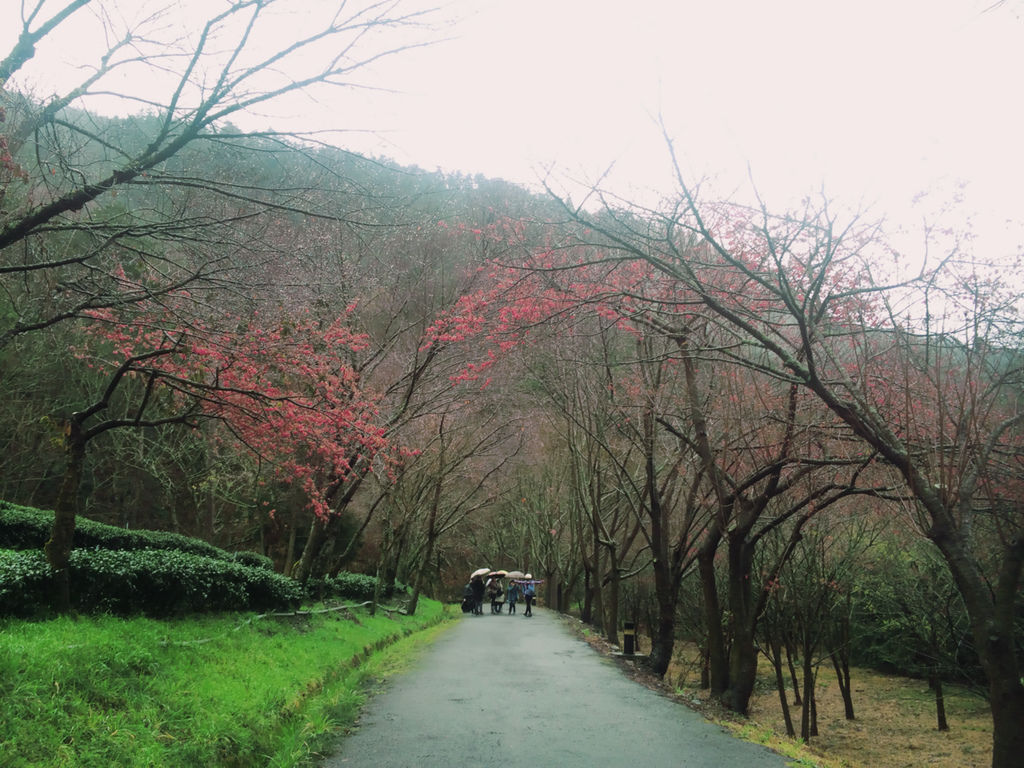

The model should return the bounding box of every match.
[266,616,457,767]
[0,600,454,767]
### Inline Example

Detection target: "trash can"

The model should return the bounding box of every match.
[623,621,636,655]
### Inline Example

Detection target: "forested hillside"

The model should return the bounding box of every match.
[0,110,547,579]
[1,3,1021,767]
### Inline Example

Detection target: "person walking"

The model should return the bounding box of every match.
[460,582,474,613]
[522,574,536,617]
[487,577,503,613]
[506,580,520,615]
[470,575,485,615]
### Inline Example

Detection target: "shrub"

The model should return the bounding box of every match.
[0,548,303,617]
[0,502,56,550]
[0,549,54,617]
[232,550,275,571]
[328,572,379,601]
[303,572,386,602]
[0,501,264,566]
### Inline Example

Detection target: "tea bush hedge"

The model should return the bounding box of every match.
[0,501,393,616]
[0,548,302,617]
[0,501,248,560]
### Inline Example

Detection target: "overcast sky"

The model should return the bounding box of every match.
[389,2,1019,186]
[4,0,1022,254]
[353,0,1023,255]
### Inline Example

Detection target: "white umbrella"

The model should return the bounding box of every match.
[506,570,526,580]
[471,567,491,579]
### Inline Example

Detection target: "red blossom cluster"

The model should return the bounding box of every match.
[78,302,398,520]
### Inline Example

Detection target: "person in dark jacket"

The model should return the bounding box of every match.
[470,575,485,615]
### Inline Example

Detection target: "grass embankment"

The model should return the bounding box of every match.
[0,600,454,767]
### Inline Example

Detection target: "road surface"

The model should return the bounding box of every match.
[321,607,792,768]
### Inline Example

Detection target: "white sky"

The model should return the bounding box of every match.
[346,3,1016,195]
[362,0,1024,260]
[4,0,1023,257]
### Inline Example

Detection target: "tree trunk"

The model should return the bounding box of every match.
[698,535,728,697]
[282,513,298,576]
[369,560,384,617]
[800,631,815,741]
[831,650,855,720]
[929,671,949,731]
[408,461,444,617]
[604,549,621,647]
[724,536,757,714]
[381,556,399,598]
[290,516,327,580]
[928,523,1024,768]
[642,402,679,677]
[44,419,86,613]
[769,632,795,737]
[647,589,677,676]
[604,571,620,648]
[831,592,855,719]
[810,682,819,737]
[726,619,757,714]
[382,520,407,588]
[990,687,1024,768]
[646,531,682,676]
[580,563,594,624]
[406,549,428,616]
[291,466,368,580]
[591,542,605,634]
[407,526,438,617]
[785,631,802,705]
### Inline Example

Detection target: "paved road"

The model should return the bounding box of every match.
[321,608,792,768]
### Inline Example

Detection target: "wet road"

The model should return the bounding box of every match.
[321,608,791,768]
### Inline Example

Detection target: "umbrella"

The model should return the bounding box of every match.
[470,567,491,579]
[487,570,508,578]
[506,570,525,580]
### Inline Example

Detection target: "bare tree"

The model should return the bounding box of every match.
[399,402,522,615]
[527,312,648,642]
[559,154,1023,767]
[1,0,438,346]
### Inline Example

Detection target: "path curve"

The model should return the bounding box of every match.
[321,608,790,768]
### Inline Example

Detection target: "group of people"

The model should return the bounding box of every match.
[462,572,541,617]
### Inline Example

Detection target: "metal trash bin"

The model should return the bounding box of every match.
[623,621,636,655]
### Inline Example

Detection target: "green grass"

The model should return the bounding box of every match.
[266,618,456,767]
[0,600,453,767]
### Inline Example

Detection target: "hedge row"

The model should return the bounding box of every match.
[0,502,400,616]
[308,572,381,602]
[0,501,274,571]
[0,548,303,617]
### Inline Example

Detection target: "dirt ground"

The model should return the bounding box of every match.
[562,619,992,768]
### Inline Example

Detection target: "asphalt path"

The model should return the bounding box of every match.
[321,607,791,768]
